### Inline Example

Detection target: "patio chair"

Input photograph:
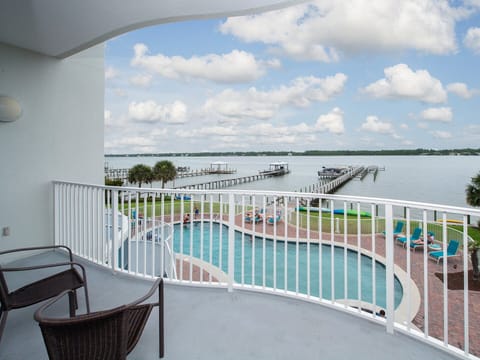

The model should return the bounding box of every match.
[428,240,460,264]
[409,231,435,252]
[267,214,282,225]
[34,278,164,360]
[0,245,90,344]
[396,227,421,247]
[383,221,404,236]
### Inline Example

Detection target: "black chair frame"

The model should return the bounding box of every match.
[34,278,164,359]
[0,245,90,343]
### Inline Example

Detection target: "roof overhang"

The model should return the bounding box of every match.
[0,0,308,58]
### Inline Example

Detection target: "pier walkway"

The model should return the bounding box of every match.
[298,165,384,194]
[298,166,364,194]
[174,173,272,190]
[104,167,237,182]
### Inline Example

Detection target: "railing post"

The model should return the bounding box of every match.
[228,193,235,292]
[53,182,59,246]
[112,190,119,272]
[385,204,394,334]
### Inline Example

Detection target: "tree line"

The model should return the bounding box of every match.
[105,147,480,158]
[127,160,177,188]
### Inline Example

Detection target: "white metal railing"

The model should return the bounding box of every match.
[53,181,480,360]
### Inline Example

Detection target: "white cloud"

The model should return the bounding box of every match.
[464,27,480,53]
[219,0,463,62]
[203,73,347,120]
[360,116,395,134]
[400,123,409,130]
[131,43,277,83]
[130,74,152,87]
[174,121,316,147]
[417,122,429,129]
[362,64,447,103]
[105,66,119,80]
[104,136,158,153]
[420,107,453,122]
[315,107,345,135]
[430,130,452,139]
[128,100,187,124]
[446,82,475,98]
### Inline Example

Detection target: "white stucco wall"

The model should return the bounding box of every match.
[0,43,104,255]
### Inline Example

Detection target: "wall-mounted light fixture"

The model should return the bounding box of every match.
[0,95,22,122]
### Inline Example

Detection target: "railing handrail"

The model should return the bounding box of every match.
[53,180,480,217]
[53,180,480,360]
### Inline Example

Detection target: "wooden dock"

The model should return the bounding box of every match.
[105,168,129,181]
[174,173,271,190]
[104,167,237,182]
[297,166,365,194]
[175,162,290,190]
[356,165,384,180]
[175,168,236,178]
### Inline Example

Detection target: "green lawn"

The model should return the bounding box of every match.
[116,198,230,218]
[113,199,480,244]
[292,210,480,244]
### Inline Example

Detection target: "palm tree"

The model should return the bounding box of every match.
[153,160,177,188]
[466,172,480,208]
[466,171,480,280]
[128,164,153,188]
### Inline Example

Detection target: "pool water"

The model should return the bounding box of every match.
[174,222,403,309]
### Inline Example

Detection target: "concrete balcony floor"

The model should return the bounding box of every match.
[0,251,456,360]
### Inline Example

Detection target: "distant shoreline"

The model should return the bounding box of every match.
[105,148,480,157]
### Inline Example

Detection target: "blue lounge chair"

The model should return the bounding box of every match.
[267,214,281,225]
[409,231,435,252]
[383,221,404,236]
[396,227,421,247]
[245,214,262,223]
[429,240,460,264]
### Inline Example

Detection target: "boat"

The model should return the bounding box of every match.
[436,219,463,224]
[333,209,372,217]
[175,194,191,201]
[317,166,349,179]
[259,162,290,176]
[296,206,330,213]
[208,161,236,174]
[296,206,371,217]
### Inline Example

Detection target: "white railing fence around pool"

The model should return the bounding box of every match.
[53,181,480,360]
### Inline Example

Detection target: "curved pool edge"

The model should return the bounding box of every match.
[173,219,421,325]
[231,222,421,324]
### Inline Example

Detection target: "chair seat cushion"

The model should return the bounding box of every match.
[9,269,84,309]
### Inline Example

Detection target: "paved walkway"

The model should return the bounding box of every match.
[0,251,459,360]
[142,211,479,356]
[234,212,479,357]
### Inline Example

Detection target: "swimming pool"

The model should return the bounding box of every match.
[173,222,403,309]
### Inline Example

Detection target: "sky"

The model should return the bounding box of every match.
[104,0,480,154]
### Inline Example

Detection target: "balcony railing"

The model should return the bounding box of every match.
[53,180,480,359]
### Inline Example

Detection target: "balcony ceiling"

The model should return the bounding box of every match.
[0,0,306,58]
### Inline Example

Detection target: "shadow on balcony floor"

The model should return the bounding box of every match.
[0,250,456,360]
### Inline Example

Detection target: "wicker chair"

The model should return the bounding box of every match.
[34,278,164,359]
[0,245,90,343]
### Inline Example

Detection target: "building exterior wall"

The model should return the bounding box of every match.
[0,43,104,256]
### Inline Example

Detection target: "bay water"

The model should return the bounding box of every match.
[105,155,479,209]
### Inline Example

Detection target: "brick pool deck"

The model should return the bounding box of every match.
[235,213,479,356]
[165,212,478,356]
